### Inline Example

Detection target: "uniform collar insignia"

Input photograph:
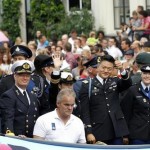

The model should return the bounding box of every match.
[110,81,116,86]
[16,89,20,95]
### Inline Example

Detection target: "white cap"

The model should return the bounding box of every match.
[11,60,35,73]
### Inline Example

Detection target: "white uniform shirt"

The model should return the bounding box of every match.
[33,109,86,143]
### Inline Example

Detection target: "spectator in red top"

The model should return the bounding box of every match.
[64,42,77,69]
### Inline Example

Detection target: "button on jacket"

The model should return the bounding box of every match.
[0,85,39,137]
[121,83,150,140]
[79,76,131,141]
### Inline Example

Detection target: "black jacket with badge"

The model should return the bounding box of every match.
[121,83,150,140]
[0,85,39,137]
[0,74,43,97]
[0,73,49,115]
[79,73,131,141]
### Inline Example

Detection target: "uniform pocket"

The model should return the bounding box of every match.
[115,111,124,120]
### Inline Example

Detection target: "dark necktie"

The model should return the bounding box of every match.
[23,91,29,106]
[103,79,106,89]
[145,87,149,93]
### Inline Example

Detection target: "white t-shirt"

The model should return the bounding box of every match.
[106,45,123,59]
[33,110,86,143]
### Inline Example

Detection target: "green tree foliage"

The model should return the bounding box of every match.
[28,0,65,39]
[55,8,95,37]
[1,0,21,41]
[28,0,95,39]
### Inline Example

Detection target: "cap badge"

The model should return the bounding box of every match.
[146,66,150,71]
[66,75,72,81]
[15,47,20,52]
[97,56,101,63]
[23,63,30,69]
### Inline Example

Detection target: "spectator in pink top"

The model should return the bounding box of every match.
[133,10,150,38]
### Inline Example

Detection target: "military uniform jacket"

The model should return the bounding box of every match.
[121,83,150,140]
[79,75,131,141]
[38,77,51,115]
[0,86,39,137]
[0,74,43,97]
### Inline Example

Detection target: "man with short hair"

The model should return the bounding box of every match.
[0,45,43,97]
[0,60,39,137]
[107,37,123,59]
[121,38,131,52]
[80,55,132,145]
[34,54,55,115]
[33,88,86,143]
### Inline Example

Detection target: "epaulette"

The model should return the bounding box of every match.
[31,73,41,77]
[82,80,89,84]
[2,74,12,78]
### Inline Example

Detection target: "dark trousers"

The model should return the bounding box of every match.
[130,139,150,145]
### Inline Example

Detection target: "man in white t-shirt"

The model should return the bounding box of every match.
[33,88,86,144]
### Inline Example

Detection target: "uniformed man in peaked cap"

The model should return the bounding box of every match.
[79,55,131,145]
[0,45,43,97]
[34,54,54,115]
[73,56,101,100]
[121,64,150,144]
[0,60,39,137]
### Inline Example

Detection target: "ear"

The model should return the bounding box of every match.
[56,102,60,108]
[14,73,17,80]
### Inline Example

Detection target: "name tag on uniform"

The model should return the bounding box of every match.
[51,123,56,130]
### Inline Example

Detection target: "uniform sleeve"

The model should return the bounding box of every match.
[117,71,132,92]
[0,77,7,96]
[33,117,46,138]
[79,82,92,134]
[120,87,134,124]
[0,93,15,133]
[49,72,60,111]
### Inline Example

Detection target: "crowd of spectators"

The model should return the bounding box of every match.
[0,5,150,146]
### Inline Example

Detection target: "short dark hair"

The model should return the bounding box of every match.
[97,31,105,37]
[138,5,144,12]
[100,55,115,65]
[139,10,148,18]
[64,42,72,52]
[122,38,131,47]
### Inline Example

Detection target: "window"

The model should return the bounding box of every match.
[146,0,150,10]
[113,0,130,29]
[69,0,91,11]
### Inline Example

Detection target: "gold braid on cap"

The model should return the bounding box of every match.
[66,75,73,81]
[51,78,60,84]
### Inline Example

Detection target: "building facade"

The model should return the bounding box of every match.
[63,0,149,35]
[0,0,150,42]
